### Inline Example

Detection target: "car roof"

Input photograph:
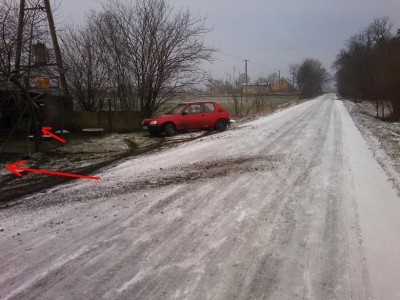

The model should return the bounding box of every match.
[182,101,217,105]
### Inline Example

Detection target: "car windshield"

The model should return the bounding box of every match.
[166,104,185,115]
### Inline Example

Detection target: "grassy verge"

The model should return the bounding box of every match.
[158,94,299,117]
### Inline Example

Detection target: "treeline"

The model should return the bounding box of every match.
[334,17,400,120]
[60,0,214,116]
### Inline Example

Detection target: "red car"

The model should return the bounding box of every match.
[142,101,230,136]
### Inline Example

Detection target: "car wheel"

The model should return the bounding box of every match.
[215,119,228,131]
[148,128,158,136]
[164,123,176,136]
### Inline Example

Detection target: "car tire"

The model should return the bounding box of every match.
[148,128,158,136]
[215,119,228,131]
[164,123,176,136]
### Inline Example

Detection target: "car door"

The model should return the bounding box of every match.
[201,102,218,128]
[181,104,203,129]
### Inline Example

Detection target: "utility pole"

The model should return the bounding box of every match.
[1,0,69,155]
[15,0,26,75]
[244,59,249,101]
[14,0,41,152]
[292,74,295,89]
[43,0,71,106]
[278,70,281,93]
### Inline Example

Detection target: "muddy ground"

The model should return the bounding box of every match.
[0,131,208,205]
[0,99,299,205]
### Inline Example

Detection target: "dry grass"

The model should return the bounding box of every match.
[160,94,299,117]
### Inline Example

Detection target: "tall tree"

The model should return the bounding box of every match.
[290,59,330,98]
[100,0,215,117]
[89,10,137,111]
[225,68,244,116]
[333,17,399,119]
[0,0,47,82]
[61,20,109,111]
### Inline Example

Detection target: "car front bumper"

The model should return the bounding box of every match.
[143,124,162,133]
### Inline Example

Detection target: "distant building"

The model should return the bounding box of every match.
[242,79,296,95]
[270,78,296,93]
[242,84,269,95]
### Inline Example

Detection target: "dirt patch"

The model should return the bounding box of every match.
[0,131,211,206]
[9,154,279,209]
[130,154,277,191]
[94,155,279,201]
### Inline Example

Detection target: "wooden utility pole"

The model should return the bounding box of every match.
[15,0,26,74]
[43,0,71,106]
[14,0,41,152]
[278,70,281,93]
[5,0,70,154]
[244,59,249,101]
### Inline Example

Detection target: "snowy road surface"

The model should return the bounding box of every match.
[1,94,400,300]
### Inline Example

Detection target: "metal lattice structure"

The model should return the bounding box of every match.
[0,0,69,156]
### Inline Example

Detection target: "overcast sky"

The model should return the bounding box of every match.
[58,0,400,81]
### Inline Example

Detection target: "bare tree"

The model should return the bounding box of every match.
[97,0,215,117]
[266,72,279,87]
[253,76,268,85]
[290,59,330,99]
[0,0,48,81]
[0,1,20,76]
[61,20,109,111]
[334,17,396,119]
[206,78,226,95]
[237,73,249,86]
[89,10,137,111]
[376,35,400,120]
[225,68,243,116]
[289,63,301,91]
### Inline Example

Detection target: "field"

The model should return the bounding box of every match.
[161,94,299,117]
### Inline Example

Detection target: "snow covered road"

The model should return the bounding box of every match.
[1,93,400,299]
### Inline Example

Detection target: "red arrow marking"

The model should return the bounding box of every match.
[6,160,101,181]
[42,127,66,143]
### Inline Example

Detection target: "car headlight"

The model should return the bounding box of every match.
[150,120,157,125]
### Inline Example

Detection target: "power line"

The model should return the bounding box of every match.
[218,50,244,61]
[216,49,287,78]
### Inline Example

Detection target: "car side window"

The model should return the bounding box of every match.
[203,103,215,113]
[186,104,201,114]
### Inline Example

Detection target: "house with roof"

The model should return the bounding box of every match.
[242,84,269,96]
[270,78,296,93]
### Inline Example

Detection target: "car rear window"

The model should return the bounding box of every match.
[204,103,215,112]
